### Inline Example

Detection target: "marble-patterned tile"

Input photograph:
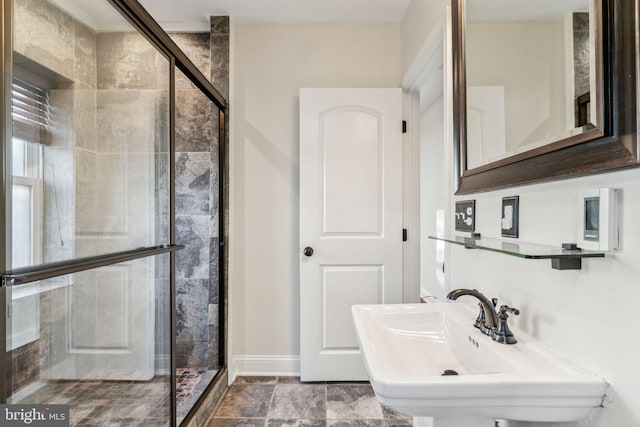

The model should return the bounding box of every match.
[208,419,265,427]
[210,35,229,99]
[207,327,220,370]
[95,153,126,218]
[154,90,171,153]
[176,279,209,342]
[126,156,156,218]
[14,0,75,79]
[381,406,412,420]
[326,421,385,427]
[74,84,97,151]
[211,16,230,35]
[573,11,589,32]
[573,17,591,97]
[176,341,209,368]
[234,376,278,385]
[268,420,326,427]
[276,377,303,384]
[169,33,211,90]
[176,89,215,152]
[385,421,412,426]
[268,384,325,419]
[215,384,275,418]
[74,20,97,88]
[97,32,167,90]
[49,87,74,148]
[7,340,39,393]
[176,152,211,215]
[325,381,370,386]
[208,303,219,326]
[96,90,159,153]
[210,162,221,236]
[75,148,97,217]
[176,215,211,279]
[210,237,220,301]
[326,385,384,420]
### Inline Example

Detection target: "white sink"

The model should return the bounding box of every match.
[352,303,607,422]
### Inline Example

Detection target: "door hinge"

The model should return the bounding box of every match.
[403,228,408,242]
[402,120,407,134]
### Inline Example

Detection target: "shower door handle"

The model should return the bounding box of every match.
[303,247,314,257]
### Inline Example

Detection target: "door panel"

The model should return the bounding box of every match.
[323,108,382,235]
[322,265,382,349]
[300,88,402,381]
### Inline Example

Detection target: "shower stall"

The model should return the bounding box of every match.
[0,0,227,425]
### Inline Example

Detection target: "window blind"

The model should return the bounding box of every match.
[12,77,50,145]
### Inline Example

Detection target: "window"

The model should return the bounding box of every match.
[11,76,46,269]
[11,137,43,269]
[7,77,46,351]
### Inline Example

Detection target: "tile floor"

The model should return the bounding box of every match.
[177,368,219,423]
[11,377,171,426]
[207,376,413,427]
[9,368,219,426]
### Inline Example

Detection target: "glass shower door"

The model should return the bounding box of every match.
[3,0,175,424]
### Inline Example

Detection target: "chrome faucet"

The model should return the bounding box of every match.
[446,288,499,335]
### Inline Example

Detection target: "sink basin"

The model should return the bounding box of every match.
[352,303,607,422]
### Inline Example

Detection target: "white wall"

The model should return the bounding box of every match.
[419,97,446,299]
[401,0,449,77]
[444,170,640,427]
[230,23,401,377]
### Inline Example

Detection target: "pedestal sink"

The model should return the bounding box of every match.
[352,303,607,424]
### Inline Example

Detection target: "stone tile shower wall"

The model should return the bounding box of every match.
[170,18,229,370]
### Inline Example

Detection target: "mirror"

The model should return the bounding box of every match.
[452,0,638,194]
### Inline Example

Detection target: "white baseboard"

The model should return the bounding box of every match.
[231,355,300,382]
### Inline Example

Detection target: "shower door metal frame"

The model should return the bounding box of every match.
[0,0,228,425]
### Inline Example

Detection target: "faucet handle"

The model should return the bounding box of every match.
[498,305,520,316]
[493,305,520,344]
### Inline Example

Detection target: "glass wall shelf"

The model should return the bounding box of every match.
[428,235,606,270]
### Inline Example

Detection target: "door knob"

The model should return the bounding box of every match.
[303,247,314,257]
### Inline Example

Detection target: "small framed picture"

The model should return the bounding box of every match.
[455,200,475,232]
[501,196,519,238]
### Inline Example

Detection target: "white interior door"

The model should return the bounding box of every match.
[299,88,403,381]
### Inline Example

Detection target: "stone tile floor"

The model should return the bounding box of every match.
[207,376,413,427]
[11,377,171,426]
[10,368,219,426]
[178,368,219,424]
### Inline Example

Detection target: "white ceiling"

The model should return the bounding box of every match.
[50,0,591,33]
[140,0,413,30]
[467,0,591,22]
[51,0,412,32]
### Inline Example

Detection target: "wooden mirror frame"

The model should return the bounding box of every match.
[453,0,639,194]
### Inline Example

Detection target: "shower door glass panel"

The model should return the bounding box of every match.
[6,255,172,426]
[12,0,171,269]
[173,67,221,423]
[8,0,171,386]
